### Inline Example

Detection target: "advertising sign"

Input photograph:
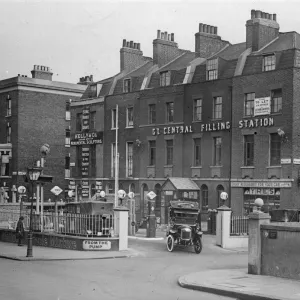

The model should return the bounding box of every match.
[70,132,103,146]
[82,106,90,131]
[83,240,111,250]
[254,97,270,116]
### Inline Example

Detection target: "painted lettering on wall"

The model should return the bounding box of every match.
[200,121,231,132]
[238,117,274,129]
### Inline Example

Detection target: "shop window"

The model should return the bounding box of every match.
[213,137,222,166]
[212,96,222,120]
[201,185,208,211]
[126,142,133,177]
[193,99,202,121]
[160,71,171,86]
[76,113,82,131]
[271,89,282,114]
[244,135,254,166]
[149,141,156,166]
[193,138,201,166]
[6,95,11,117]
[263,54,275,72]
[149,104,156,124]
[166,140,173,165]
[270,133,281,166]
[123,78,131,93]
[126,107,134,127]
[244,93,255,117]
[166,102,174,123]
[206,58,218,80]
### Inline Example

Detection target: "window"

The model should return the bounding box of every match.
[207,59,218,80]
[166,102,174,123]
[213,137,222,166]
[111,143,116,177]
[126,107,134,127]
[201,185,208,211]
[76,146,82,175]
[123,79,131,93]
[1,155,10,176]
[90,145,96,177]
[111,109,117,129]
[160,71,171,86]
[76,113,82,131]
[271,89,282,114]
[194,138,201,166]
[65,155,70,178]
[244,93,255,117]
[126,142,133,177]
[65,128,70,146]
[6,123,11,143]
[244,135,254,166]
[65,101,70,120]
[6,96,11,116]
[90,112,96,130]
[149,104,156,124]
[213,96,222,119]
[270,133,281,166]
[166,140,173,165]
[193,99,202,121]
[129,183,135,193]
[263,54,275,71]
[149,141,156,166]
[89,85,97,98]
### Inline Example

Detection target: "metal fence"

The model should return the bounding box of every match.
[0,211,114,237]
[230,215,249,236]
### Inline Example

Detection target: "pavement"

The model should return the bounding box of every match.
[178,268,300,300]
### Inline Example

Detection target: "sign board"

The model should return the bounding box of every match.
[268,230,277,239]
[293,159,300,165]
[70,131,103,146]
[51,186,63,196]
[281,158,291,164]
[83,240,111,250]
[13,171,26,176]
[147,191,157,200]
[231,181,292,188]
[17,186,26,194]
[254,97,270,116]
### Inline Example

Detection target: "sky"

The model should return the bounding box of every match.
[1,0,300,84]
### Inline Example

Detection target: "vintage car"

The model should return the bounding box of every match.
[166,200,203,254]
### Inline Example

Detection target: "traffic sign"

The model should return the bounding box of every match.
[220,192,228,200]
[117,189,126,199]
[147,191,157,200]
[128,192,135,199]
[17,186,26,194]
[51,186,63,196]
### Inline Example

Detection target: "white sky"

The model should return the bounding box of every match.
[1,0,300,84]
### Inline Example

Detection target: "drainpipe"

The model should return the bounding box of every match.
[228,86,233,208]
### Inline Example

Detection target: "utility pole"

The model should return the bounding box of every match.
[114,104,119,208]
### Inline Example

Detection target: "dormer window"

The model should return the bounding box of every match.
[160,71,171,86]
[123,78,131,93]
[263,54,275,71]
[207,58,218,80]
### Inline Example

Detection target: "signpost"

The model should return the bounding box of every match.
[50,186,63,231]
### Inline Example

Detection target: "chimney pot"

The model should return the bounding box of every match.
[168,34,171,41]
[126,41,130,47]
[214,26,218,35]
[199,23,203,32]
[257,10,262,18]
[210,26,214,34]
[123,39,126,47]
[171,33,174,41]
[137,43,141,50]
[207,25,211,33]
[161,32,164,39]
[273,14,277,21]
[157,30,161,39]
[268,13,272,20]
[203,24,207,33]
[261,12,265,18]
[164,31,168,40]
[130,41,134,48]
[134,42,137,49]
[251,9,256,19]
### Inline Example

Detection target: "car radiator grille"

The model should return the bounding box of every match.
[181,230,191,240]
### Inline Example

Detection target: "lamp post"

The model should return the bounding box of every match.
[26,166,42,258]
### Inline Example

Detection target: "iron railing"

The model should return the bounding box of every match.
[230,215,249,236]
[0,211,114,237]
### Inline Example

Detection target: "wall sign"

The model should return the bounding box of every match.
[293,159,300,165]
[70,132,103,146]
[81,147,89,177]
[238,117,274,129]
[232,181,292,188]
[281,158,291,164]
[82,107,90,131]
[83,240,111,250]
[254,97,270,116]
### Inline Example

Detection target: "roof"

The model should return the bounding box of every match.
[126,61,153,77]
[255,32,300,54]
[159,52,196,72]
[162,177,200,191]
[211,42,246,61]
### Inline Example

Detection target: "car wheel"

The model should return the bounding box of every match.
[194,237,203,254]
[166,235,175,252]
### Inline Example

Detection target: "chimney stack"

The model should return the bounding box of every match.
[31,65,53,81]
[246,9,279,51]
[195,23,229,58]
[77,75,94,85]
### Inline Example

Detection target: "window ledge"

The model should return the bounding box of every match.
[65,144,70,148]
[241,166,255,169]
[191,166,202,169]
[192,120,202,123]
[5,115,11,118]
[211,118,222,122]
[126,126,134,129]
[164,165,173,167]
[270,112,282,116]
[111,127,119,130]
[210,165,223,168]
[147,165,155,168]
[267,166,282,169]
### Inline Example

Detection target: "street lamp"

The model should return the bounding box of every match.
[26,166,42,258]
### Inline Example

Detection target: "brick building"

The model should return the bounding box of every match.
[0,65,86,203]
[69,9,300,222]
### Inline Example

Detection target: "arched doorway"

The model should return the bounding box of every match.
[154,183,161,220]
[216,185,224,207]
[141,183,148,219]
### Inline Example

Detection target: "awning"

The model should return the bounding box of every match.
[161,177,200,192]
